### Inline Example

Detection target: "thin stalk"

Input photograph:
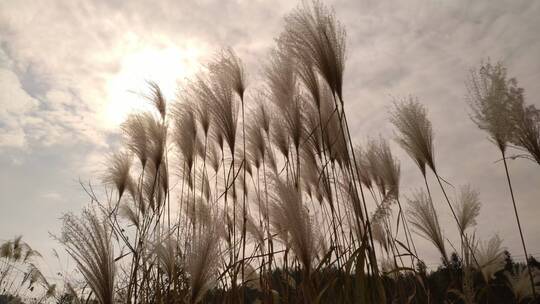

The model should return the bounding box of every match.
[501,151,536,299]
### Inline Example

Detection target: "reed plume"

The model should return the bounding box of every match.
[210,48,246,100]
[122,113,149,168]
[145,81,167,120]
[143,112,167,168]
[455,185,481,232]
[511,102,540,165]
[103,151,132,199]
[60,210,115,304]
[467,61,520,153]
[186,219,220,304]
[475,235,505,283]
[154,234,180,280]
[407,190,448,263]
[505,265,540,302]
[354,146,373,190]
[270,176,315,273]
[172,101,198,186]
[281,0,346,101]
[390,97,435,176]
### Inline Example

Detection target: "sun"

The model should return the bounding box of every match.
[104,45,203,127]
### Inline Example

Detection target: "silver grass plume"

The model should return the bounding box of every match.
[374,137,401,200]
[281,0,346,101]
[123,174,139,208]
[154,233,180,280]
[209,48,246,99]
[320,85,348,165]
[505,265,540,302]
[475,235,505,282]
[255,101,272,135]
[467,61,521,153]
[271,118,290,160]
[372,220,389,254]
[122,114,149,168]
[119,202,139,228]
[265,49,297,111]
[246,214,265,250]
[185,78,212,136]
[184,196,213,229]
[511,101,540,165]
[0,236,39,263]
[246,120,265,170]
[265,49,305,151]
[142,161,167,212]
[300,144,321,199]
[172,101,198,186]
[354,146,373,190]
[407,190,448,263]
[270,176,315,272]
[209,75,238,153]
[390,97,435,176]
[60,210,115,304]
[454,185,481,232]
[186,216,220,304]
[340,174,365,239]
[365,139,386,195]
[143,112,167,168]
[303,103,323,156]
[103,151,132,199]
[145,81,167,120]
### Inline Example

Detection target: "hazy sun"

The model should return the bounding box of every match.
[104,45,203,127]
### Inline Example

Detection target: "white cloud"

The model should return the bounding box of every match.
[0,67,39,147]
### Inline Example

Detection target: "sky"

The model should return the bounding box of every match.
[1,0,540,279]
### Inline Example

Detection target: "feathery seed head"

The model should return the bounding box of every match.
[467,61,522,153]
[390,97,436,175]
[475,235,505,282]
[455,185,481,232]
[104,151,132,199]
[281,1,346,101]
[511,102,540,165]
[505,265,540,302]
[407,190,448,263]
[60,210,115,304]
[145,81,167,120]
[210,48,247,100]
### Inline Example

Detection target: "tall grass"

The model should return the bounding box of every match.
[0,2,532,304]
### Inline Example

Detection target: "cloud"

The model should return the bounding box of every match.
[0,61,39,147]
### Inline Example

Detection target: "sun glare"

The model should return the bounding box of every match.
[104,45,202,127]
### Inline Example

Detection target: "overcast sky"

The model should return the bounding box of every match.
[1,0,540,277]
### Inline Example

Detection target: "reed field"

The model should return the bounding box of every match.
[1,1,540,303]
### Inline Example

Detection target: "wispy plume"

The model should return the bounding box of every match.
[281,0,346,101]
[475,235,505,282]
[407,190,447,263]
[210,48,247,100]
[390,97,435,176]
[467,61,521,153]
[103,151,132,199]
[454,185,481,232]
[505,265,540,302]
[60,210,115,304]
[145,81,167,121]
[270,176,315,272]
[122,114,149,168]
[186,219,220,304]
[511,102,540,165]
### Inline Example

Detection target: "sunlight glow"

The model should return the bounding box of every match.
[105,45,203,127]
